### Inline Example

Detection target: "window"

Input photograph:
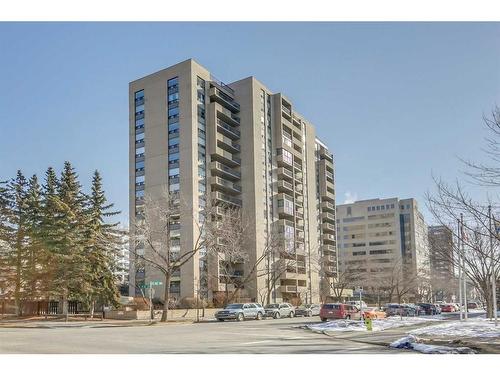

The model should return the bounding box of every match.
[135,104,144,114]
[168,77,179,87]
[135,161,145,171]
[135,146,145,156]
[168,152,179,162]
[282,149,292,164]
[169,183,180,192]
[168,107,179,118]
[168,92,179,103]
[168,137,179,147]
[135,90,144,100]
[169,168,180,177]
[135,175,145,185]
[169,122,179,133]
[135,190,144,198]
[135,133,145,143]
[135,118,145,128]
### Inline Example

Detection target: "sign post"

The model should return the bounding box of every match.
[148,281,163,322]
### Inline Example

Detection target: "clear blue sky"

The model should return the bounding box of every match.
[1,22,499,225]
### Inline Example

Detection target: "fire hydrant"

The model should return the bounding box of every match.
[364,316,373,331]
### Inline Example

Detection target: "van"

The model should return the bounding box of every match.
[320,303,362,321]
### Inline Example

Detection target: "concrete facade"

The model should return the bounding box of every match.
[336,198,429,291]
[129,59,336,304]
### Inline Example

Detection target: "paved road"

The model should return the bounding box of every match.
[0,316,415,354]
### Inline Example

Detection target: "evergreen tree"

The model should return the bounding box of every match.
[47,162,89,315]
[84,170,121,315]
[7,171,29,315]
[24,175,47,300]
[0,180,14,300]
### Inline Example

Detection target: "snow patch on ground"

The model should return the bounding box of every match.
[409,320,500,339]
[305,316,443,333]
[390,335,475,354]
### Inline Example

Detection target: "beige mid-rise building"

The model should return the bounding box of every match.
[129,59,336,304]
[336,198,429,296]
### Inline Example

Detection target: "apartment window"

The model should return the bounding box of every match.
[168,77,179,88]
[168,137,180,147]
[135,146,145,156]
[135,175,145,185]
[135,118,145,129]
[169,183,180,192]
[135,161,145,171]
[169,168,180,177]
[135,90,144,100]
[135,190,145,198]
[168,92,179,103]
[168,107,179,118]
[135,133,145,143]
[135,104,145,114]
[168,152,179,162]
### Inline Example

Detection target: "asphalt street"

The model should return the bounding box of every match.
[0,316,435,354]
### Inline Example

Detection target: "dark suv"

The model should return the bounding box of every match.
[417,303,440,315]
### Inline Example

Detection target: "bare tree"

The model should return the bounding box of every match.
[461,106,500,187]
[131,190,210,322]
[427,179,500,317]
[327,266,365,302]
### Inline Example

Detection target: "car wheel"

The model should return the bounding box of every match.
[321,318,327,322]
[256,312,263,320]
[218,319,224,322]
[345,315,351,320]
[289,311,294,318]
[274,312,280,319]
[237,313,244,322]
[307,311,312,317]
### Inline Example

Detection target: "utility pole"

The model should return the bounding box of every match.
[458,218,463,321]
[488,205,498,326]
[461,214,468,320]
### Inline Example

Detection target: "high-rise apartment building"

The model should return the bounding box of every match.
[428,225,455,300]
[128,59,336,304]
[336,198,429,296]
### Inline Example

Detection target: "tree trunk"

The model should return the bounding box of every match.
[160,273,171,322]
[90,300,95,319]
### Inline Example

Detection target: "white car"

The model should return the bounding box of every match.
[346,300,368,309]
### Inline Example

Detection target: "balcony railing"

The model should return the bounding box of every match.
[217,119,240,139]
[211,161,241,180]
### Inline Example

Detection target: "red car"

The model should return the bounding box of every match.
[440,304,455,312]
[320,303,362,321]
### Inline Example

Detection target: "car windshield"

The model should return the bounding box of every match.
[266,304,279,309]
[225,304,243,309]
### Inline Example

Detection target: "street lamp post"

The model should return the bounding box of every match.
[488,205,498,326]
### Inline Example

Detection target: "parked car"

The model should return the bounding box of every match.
[264,303,295,319]
[385,303,417,317]
[362,307,386,320]
[215,303,265,322]
[440,304,455,313]
[417,303,440,315]
[451,303,461,312]
[467,302,481,310]
[320,303,362,321]
[433,304,442,314]
[346,300,368,309]
[294,304,321,317]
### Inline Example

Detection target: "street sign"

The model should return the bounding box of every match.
[150,281,163,286]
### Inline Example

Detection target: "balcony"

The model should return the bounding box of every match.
[321,201,335,212]
[217,107,240,127]
[217,133,240,153]
[278,167,294,181]
[323,233,336,243]
[295,183,303,192]
[323,255,336,264]
[295,172,303,181]
[209,86,240,113]
[322,223,336,233]
[213,148,241,167]
[211,176,242,195]
[212,191,242,207]
[322,212,336,223]
[277,180,294,194]
[217,119,240,140]
[320,148,334,162]
[278,205,294,218]
[277,154,293,169]
[211,161,241,181]
[280,285,297,293]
